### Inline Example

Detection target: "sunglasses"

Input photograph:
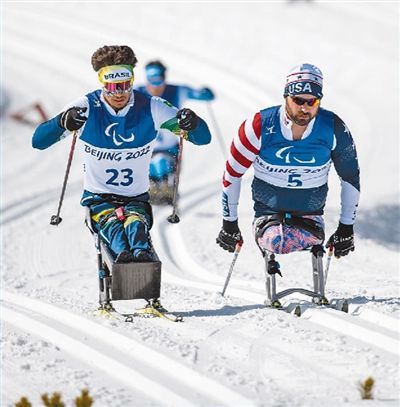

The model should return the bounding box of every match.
[291,96,320,107]
[103,80,133,96]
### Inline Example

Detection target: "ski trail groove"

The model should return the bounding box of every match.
[154,194,400,358]
[2,306,191,407]
[300,307,399,355]
[347,303,400,334]
[2,291,256,407]
[155,227,400,356]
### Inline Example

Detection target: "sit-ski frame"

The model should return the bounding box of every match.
[263,245,330,308]
[84,209,161,311]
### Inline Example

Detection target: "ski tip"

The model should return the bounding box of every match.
[93,309,114,319]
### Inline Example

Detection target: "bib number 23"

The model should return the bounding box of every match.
[106,168,134,186]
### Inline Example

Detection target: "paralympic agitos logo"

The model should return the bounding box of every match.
[275,146,316,164]
[105,123,135,146]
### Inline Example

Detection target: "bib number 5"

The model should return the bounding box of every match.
[106,168,134,186]
[287,173,302,187]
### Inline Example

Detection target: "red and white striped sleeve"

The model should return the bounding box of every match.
[222,112,262,221]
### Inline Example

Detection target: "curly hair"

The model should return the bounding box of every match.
[91,45,138,72]
[145,60,167,74]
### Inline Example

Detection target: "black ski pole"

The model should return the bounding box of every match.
[220,241,243,297]
[50,131,78,226]
[167,135,184,224]
[206,102,227,157]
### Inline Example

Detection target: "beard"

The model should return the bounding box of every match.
[286,104,318,126]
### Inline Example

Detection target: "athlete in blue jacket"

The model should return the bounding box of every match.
[33,45,211,263]
[136,60,214,196]
[216,63,360,259]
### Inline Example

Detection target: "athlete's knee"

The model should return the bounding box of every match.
[123,212,148,231]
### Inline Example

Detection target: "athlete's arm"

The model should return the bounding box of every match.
[331,114,360,225]
[222,112,262,221]
[32,97,89,150]
[151,96,211,146]
[180,85,215,102]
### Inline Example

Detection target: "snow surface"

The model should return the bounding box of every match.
[1,1,399,406]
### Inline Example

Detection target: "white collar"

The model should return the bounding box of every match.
[279,105,315,141]
[100,91,135,116]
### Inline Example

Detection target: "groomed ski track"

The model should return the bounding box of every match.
[2,2,399,406]
[2,292,255,407]
[2,192,399,405]
[152,187,400,357]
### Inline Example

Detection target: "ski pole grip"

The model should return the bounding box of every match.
[235,241,243,252]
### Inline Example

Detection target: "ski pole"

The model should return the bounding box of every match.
[167,135,184,224]
[324,245,334,286]
[220,241,243,297]
[206,102,227,157]
[50,131,78,226]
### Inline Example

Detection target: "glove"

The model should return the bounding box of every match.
[176,108,198,131]
[59,107,87,131]
[216,220,243,253]
[326,222,355,258]
[201,87,215,99]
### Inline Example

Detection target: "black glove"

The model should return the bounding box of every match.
[201,87,215,99]
[216,220,243,253]
[59,107,87,131]
[176,108,198,131]
[326,222,355,258]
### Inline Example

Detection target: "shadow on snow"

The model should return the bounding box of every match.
[356,204,400,251]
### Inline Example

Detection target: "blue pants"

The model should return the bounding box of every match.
[81,191,153,258]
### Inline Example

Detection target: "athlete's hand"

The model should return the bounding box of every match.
[59,107,87,131]
[176,108,198,131]
[326,223,355,258]
[216,220,243,252]
[200,87,215,99]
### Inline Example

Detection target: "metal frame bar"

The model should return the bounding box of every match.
[265,245,327,305]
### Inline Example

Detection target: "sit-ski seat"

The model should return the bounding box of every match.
[84,208,161,309]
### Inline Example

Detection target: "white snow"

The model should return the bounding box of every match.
[1,1,399,406]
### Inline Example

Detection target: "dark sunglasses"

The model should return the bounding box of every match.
[291,96,320,107]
